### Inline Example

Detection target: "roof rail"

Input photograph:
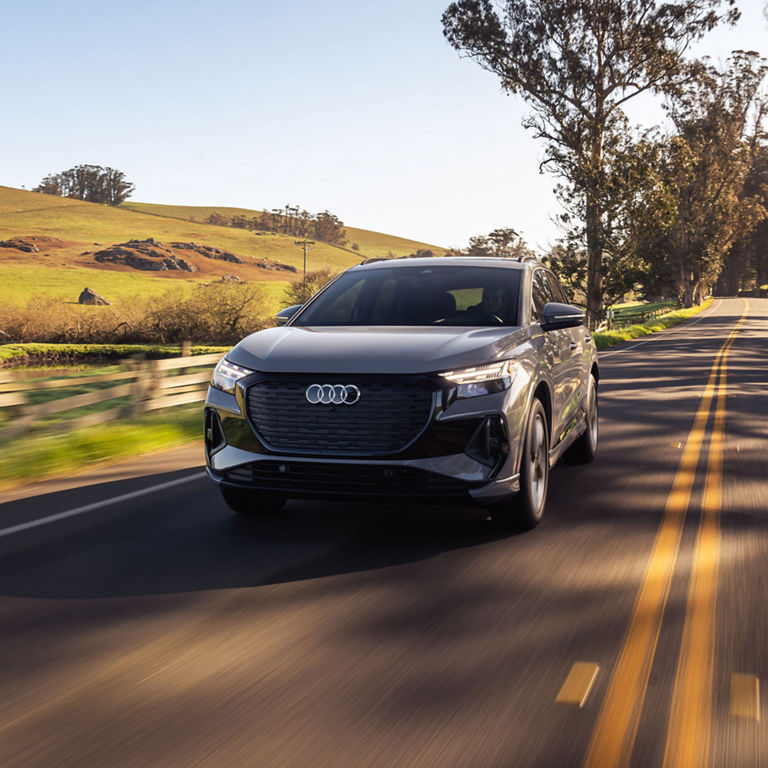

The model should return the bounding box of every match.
[360,257,392,265]
[516,254,538,263]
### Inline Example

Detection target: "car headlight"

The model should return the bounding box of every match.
[211,358,254,394]
[439,360,518,398]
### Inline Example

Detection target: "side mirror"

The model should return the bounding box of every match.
[541,302,585,331]
[275,304,303,326]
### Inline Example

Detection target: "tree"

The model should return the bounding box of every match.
[33,164,135,205]
[283,269,337,306]
[653,52,767,305]
[206,212,230,226]
[464,227,535,259]
[719,141,768,294]
[442,0,738,325]
[312,211,347,246]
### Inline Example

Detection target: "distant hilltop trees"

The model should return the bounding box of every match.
[34,164,135,206]
[207,204,347,247]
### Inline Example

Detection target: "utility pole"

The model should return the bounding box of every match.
[294,238,315,301]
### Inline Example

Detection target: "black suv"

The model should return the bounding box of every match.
[204,257,598,529]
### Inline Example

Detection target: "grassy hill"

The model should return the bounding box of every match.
[0,186,446,307]
[121,201,448,259]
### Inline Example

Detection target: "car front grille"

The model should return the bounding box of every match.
[220,460,479,500]
[245,376,435,456]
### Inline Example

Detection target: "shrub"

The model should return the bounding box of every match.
[0,284,269,345]
[145,283,269,343]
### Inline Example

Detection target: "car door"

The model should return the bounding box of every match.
[531,268,571,445]
[544,270,585,438]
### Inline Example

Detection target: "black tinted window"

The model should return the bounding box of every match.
[293,265,522,327]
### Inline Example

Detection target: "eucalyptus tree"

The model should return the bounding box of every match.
[442,0,739,324]
[655,52,767,305]
[722,142,768,293]
[33,164,135,206]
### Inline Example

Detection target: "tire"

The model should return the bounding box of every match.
[490,397,549,530]
[220,486,286,516]
[564,373,598,464]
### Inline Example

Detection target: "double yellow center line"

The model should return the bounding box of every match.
[583,301,749,768]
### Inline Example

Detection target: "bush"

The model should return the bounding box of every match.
[0,283,270,345]
[145,283,269,343]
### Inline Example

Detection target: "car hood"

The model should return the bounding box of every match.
[227,325,530,375]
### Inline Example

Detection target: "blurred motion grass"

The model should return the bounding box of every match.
[593,299,712,350]
[0,343,228,365]
[0,406,201,491]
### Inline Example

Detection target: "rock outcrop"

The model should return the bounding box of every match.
[93,238,197,272]
[88,237,297,275]
[78,287,111,305]
[0,236,66,253]
[171,242,243,263]
[254,257,297,273]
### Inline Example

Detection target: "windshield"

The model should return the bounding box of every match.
[292,264,522,327]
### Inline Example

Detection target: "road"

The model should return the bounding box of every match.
[0,297,766,768]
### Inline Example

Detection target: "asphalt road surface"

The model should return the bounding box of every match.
[0,297,766,768]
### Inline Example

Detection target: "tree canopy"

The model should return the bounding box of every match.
[34,164,135,206]
[207,204,348,247]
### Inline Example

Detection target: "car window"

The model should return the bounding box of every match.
[545,271,568,304]
[293,265,522,327]
[531,269,555,321]
[450,287,483,311]
[311,277,365,323]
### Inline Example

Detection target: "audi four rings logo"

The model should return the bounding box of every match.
[305,384,361,405]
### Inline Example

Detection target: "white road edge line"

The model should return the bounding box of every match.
[599,300,720,359]
[0,472,207,539]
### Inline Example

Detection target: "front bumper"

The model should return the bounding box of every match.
[204,377,523,506]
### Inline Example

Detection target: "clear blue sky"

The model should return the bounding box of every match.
[3,1,767,250]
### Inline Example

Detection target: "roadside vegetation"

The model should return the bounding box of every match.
[593,301,712,350]
[1,283,274,346]
[0,405,201,491]
[0,343,227,366]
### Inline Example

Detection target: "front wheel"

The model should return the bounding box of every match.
[220,486,286,516]
[564,373,598,464]
[490,397,549,530]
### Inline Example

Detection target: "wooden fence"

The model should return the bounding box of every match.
[597,303,679,332]
[0,353,221,441]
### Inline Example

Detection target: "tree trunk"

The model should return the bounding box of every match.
[682,263,702,307]
[585,192,603,328]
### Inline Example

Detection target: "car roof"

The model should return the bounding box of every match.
[350,256,538,271]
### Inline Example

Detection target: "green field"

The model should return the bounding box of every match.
[0,262,291,313]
